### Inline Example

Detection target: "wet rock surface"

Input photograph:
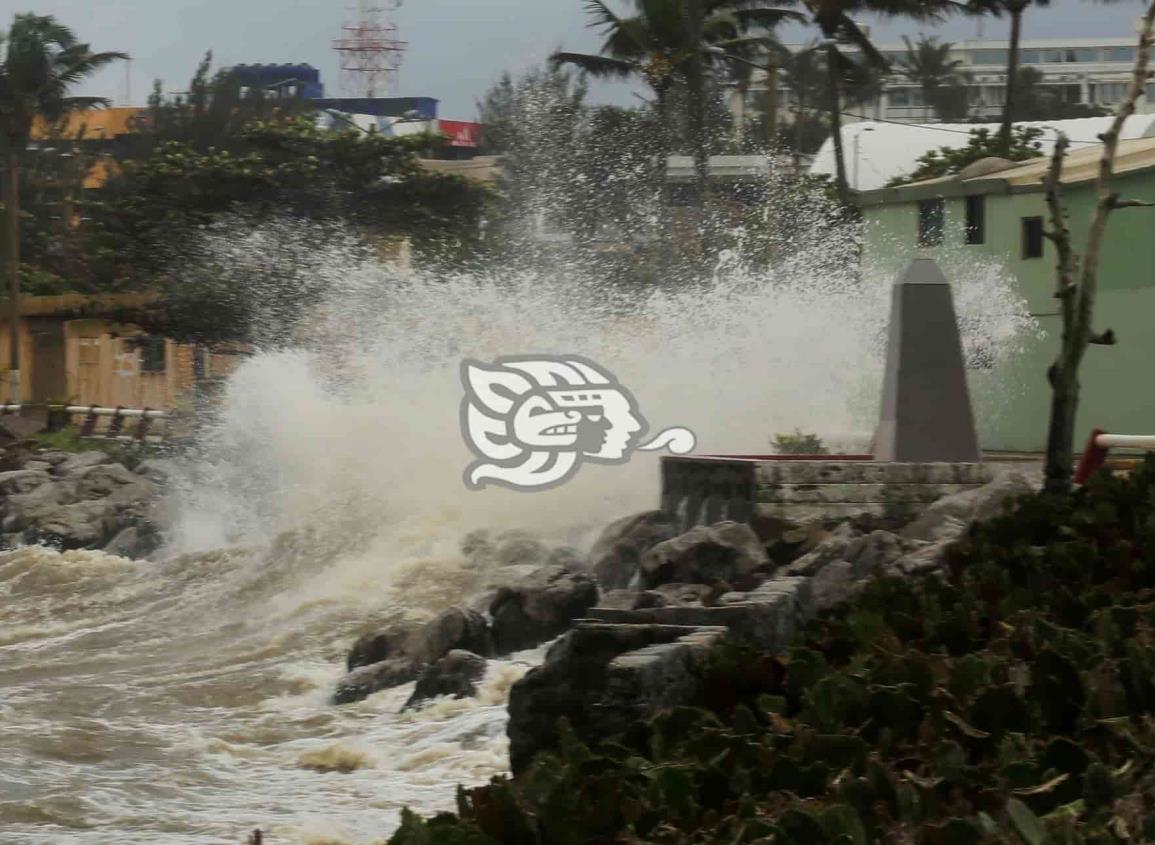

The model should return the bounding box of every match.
[489,566,598,655]
[403,650,488,712]
[639,521,768,588]
[0,447,167,555]
[505,470,1041,771]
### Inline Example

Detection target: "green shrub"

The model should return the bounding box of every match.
[391,458,1155,844]
[773,429,829,455]
[27,425,153,470]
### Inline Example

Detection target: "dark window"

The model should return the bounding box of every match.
[918,198,945,246]
[138,336,167,373]
[965,195,986,245]
[1022,217,1045,259]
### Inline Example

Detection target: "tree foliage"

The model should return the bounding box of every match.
[890,125,1045,185]
[896,35,971,122]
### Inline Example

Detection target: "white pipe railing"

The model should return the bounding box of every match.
[1094,433,1155,450]
[1075,428,1155,484]
[0,404,171,442]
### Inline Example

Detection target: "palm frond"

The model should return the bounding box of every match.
[549,51,638,80]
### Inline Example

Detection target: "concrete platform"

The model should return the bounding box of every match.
[661,456,994,529]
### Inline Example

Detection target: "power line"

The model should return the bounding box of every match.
[835,109,1110,146]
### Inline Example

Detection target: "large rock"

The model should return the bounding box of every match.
[73,463,156,507]
[54,451,112,476]
[337,606,492,703]
[402,650,487,712]
[0,469,54,496]
[902,471,1035,542]
[781,522,863,576]
[639,521,768,588]
[507,622,726,773]
[332,657,424,706]
[29,499,119,549]
[490,566,598,655]
[588,510,678,590]
[346,625,413,671]
[409,606,492,664]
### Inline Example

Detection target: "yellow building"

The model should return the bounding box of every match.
[0,294,239,410]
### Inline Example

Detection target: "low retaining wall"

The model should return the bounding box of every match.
[661,456,994,530]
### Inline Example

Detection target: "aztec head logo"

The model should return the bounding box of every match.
[460,355,696,491]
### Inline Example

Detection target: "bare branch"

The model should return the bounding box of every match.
[1110,198,1155,209]
[1043,133,1076,329]
[1076,0,1155,343]
[1090,330,1118,346]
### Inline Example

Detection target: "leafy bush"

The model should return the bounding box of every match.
[889,126,1045,186]
[391,458,1155,844]
[773,429,829,455]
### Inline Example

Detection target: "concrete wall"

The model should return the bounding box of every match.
[863,170,1155,451]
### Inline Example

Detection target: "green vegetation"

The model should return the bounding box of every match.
[392,458,1155,843]
[773,429,829,455]
[25,425,152,468]
[890,126,1045,186]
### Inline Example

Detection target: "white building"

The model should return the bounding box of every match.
[810,114,1155,192]
[753,37,1155,126]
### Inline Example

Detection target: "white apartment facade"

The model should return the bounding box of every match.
[759,37,1155,125]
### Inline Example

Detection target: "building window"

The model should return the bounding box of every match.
[1042,49,1066,64]
[1105,46,1137,62]
[1147,82,1155,101]
[918,199,945,247]
[965,195,986,245]
[138,336,167,373]
[1022,217,1045,260]
[971,49,1008,65]
[1070,48,1099,63]
[1019,49,1041,64]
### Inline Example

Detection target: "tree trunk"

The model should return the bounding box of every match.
[655,85,674,245]
[998,7,1024,157]
[3,148,20,404]
[766,62,780,151]
[825,43,851,207]
[687,0,709,212]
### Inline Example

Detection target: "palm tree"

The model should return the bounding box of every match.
[896,35,971,121]
[797,0,958,206]
[552,0,798,209]
[0,14,125,402]
[967,0,1046,156]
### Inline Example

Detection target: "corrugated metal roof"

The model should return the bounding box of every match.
[811,115,1155,191]
[859,135,1155,205]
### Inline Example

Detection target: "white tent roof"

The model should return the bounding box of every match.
[810,115,1155,191]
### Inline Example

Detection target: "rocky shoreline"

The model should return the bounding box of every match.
[333,468,1038,772]
[0,444,173,558]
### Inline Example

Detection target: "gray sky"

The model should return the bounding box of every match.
[13,0,1151,120]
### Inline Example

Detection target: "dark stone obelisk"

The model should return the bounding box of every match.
[874,259,980,463]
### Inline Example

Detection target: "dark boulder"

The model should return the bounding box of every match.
[332,657,424,705]
[402,650,487,711]
[490,566,598,655]
[588,510,678,589]
[639,521,768,588]
[408,606,492,663]
[346,625,413,671]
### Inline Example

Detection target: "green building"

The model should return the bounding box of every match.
[859,138,1155,453]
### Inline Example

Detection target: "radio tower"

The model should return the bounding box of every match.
[332,0,408,98]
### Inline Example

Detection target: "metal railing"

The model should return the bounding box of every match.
[1074,428,1155,484]
[0,404,171,443]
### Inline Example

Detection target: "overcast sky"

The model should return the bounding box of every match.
[13,0,1151,119]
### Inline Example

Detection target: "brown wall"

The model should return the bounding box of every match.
[0,316,197,410]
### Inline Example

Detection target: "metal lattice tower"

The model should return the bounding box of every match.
[332,0,408,98]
